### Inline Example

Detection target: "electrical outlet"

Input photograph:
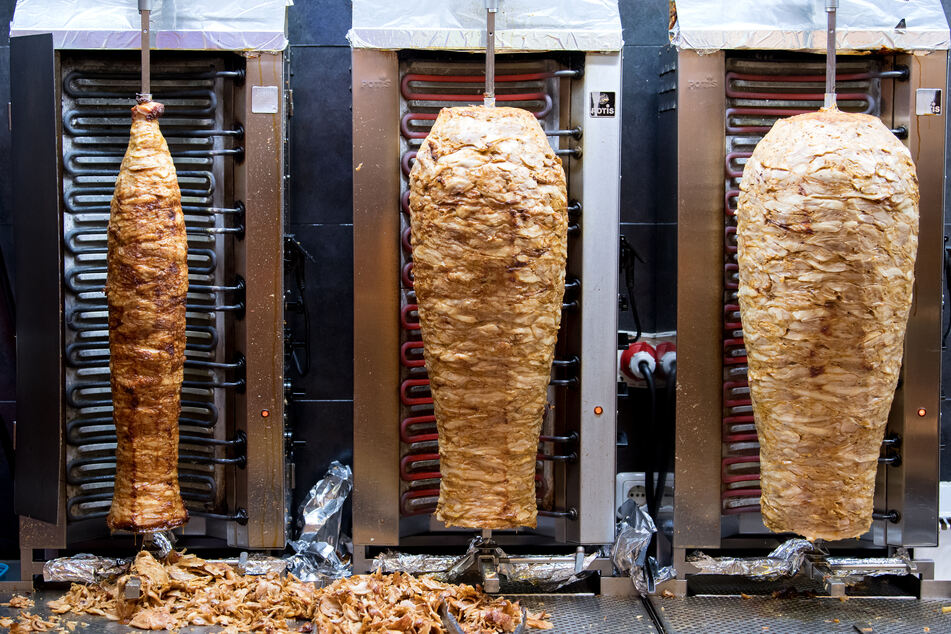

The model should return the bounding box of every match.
[615,471,675,514]
[627,483,648,505]
[615,472,646,512]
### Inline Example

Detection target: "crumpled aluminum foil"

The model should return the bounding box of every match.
[501,554,598,591]
[285,461,353,585]
[143,531,175,560]
[240,556,288,576]
[44,554,130,584]
[824,548,915,579]
[374,553,458,578]
[374,538,598,592]
[612,499,675,595]
[815,547,916,586]
[688,538,815,579]
[203,554,288,576]
[43,552,288,583]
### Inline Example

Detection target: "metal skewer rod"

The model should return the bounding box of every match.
[137,0,152,103]
[484,0,499,107]
[824,0,838,109]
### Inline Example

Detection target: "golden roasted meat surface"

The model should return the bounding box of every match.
[409,106,568,529]
[737,108,919,541]
[105,101,188,533]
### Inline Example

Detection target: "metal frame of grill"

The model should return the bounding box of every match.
[10,35,287,589]
[666,46,947,594]
[352,48,621,570]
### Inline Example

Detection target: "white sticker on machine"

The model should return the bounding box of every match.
[916,88,942,116]
[251,85,280,114]
[589,91,616,117]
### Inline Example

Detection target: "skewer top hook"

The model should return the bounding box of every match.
[483,0,498,107]
[139,0,152,101]
[824,0,838,109]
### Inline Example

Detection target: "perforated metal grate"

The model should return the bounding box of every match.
[651,596,950,633]
[516,595,659,633]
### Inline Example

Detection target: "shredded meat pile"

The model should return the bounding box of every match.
[0,609,83,633]
[41,551,551,632]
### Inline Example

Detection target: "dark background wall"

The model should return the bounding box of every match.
[0,0,948,555]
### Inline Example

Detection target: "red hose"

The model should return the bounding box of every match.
[401,151,417,177]
[401,488,441,515]
[724,149,754,178]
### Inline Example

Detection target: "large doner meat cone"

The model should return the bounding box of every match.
[106,101,189,532]
[737,108,918,541]
[409,106,568,529]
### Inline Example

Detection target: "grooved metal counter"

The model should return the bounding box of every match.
[647,595,951,633]
[4,589,951,632]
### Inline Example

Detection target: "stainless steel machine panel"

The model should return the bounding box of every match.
[671,49,727,551]
[883,51,946,548]
[568,52,621,545]
[352,48,402,549]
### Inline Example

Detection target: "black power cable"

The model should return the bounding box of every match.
[639,359,657,518]
[284,236,314,376]
[653,360,676,516]
[619,235,644,343]
[943,237,951,347]
[0,242,14,475]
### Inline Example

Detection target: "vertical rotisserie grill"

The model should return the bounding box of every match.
[61,55,247,528]
[667,0,948,590]
[353,32,622,567]
[719,55,890,517]
[396,59,580,524]
[12,28,287,585]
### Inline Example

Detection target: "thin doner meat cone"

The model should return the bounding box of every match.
[737,108,918,541]
[409,106,568,528]
[106,101,188,532]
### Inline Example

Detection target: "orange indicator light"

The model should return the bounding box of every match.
[917,408,927,417]
[594,406,604,416]
[261,409,270,418]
